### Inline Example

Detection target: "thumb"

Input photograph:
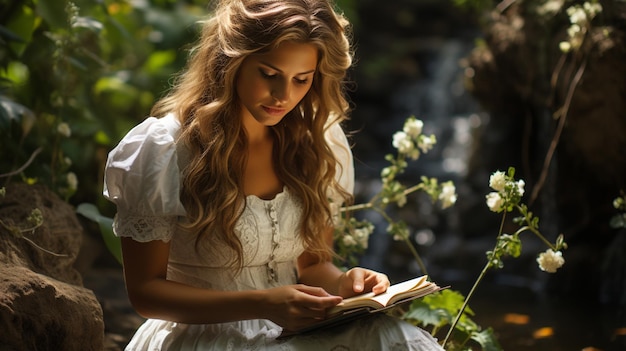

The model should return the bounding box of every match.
[348,268,365,293]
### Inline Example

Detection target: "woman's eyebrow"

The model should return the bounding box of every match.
[259,62,316,75]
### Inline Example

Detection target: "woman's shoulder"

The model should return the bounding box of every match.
[105,113,185,175]
[122,113,181,144]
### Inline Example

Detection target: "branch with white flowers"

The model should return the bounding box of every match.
[334,116,457,273]
[442,167,567,347]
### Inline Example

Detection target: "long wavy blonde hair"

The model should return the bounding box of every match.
[151,0,353,269]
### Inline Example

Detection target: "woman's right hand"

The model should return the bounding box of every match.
[263,284,342,331]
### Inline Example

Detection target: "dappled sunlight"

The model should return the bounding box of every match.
[532,327,554,339]
[504,313,529,325]
[614,327,626,337]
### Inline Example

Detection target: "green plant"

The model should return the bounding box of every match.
[0,187,66,256]
[333,114,569,350]
[76,203,121,265]
[0,0,200,204]
[441,168,567,350]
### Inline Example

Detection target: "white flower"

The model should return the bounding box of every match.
[537,0,564,16]
[489,171,506,192]
[486,192,505,212]
[403,118,423,138]
[537,249,565,273]
[570,35,583,50]
[342,235,358,247]
[66,172,78,190]
[64,157,72,166]
[516,180,526,197]
[439,181,457,209]
[559,41,572,52]
[583,2,602,18]
[567,24,582,38]
[57,122,71,137]
[353,227,372,249]
[567,6,587,26]
[392,131,414,154]
[417,135,436,153]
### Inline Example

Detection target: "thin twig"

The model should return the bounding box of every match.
[443,212,508,347]
[0,147,43,178]
[0,218,68,257]
[496,0,518,13]
[529,59,587,205]
[22,236,68,257]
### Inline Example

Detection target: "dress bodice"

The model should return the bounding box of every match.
[167,189,305,291]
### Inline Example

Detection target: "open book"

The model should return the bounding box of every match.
[280,275,445,337]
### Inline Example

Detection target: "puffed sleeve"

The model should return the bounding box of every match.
[103,114,187,242]
[325,120,355,200]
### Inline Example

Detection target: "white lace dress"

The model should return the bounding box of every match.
[103,114,444,351]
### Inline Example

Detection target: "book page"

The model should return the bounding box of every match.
[333,275,429,311]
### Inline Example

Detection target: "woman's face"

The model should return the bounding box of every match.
[236,41,318,128]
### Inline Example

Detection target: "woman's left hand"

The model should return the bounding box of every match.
[337,267,390,298]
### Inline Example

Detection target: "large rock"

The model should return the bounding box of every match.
[0,184,104,350]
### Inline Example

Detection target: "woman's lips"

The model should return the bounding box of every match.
[262,105,286,115]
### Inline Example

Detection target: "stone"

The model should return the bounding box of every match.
[0,183,104,350]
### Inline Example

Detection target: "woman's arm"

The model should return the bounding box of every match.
[121,237,341,329]
[297,227,390,298]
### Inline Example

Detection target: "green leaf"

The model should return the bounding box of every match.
[72,16,104,32]
[0,95,35,133]
[0,24,25,43]
[4,4,39,57]
[37,0,69,29]
[143,50,177,75]
[404,300,452,327]
[424,289,472,316]
[610,214,626,229]
[470,328,503,351]
[76,203,122,265]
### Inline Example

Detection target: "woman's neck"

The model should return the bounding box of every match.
[242,113,271,145]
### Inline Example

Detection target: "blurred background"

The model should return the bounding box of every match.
[1,0,625,350]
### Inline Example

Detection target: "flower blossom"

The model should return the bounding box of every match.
[537,0,564,16]
[342,235,358,247]
[353,227,372,249]
[403,118,423,138]
[57,122,71,137]
[486,192,505,212]
[67,172,78,190]
[536,249,565,273]
[566,6,587,25]
[583,1,602,17]
[439,181,457,209]
[516,180,525,197]
[417,135,436,153]
[392,131,414,155]
[489,171,506,192]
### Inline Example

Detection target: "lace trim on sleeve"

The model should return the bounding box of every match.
[113,214,177,242]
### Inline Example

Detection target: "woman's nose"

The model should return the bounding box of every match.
[271,81,290,104]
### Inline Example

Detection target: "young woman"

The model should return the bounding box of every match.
[104,0,444,349]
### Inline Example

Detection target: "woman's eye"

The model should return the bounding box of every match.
[294,78,309,85]
[260,70,276,79]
